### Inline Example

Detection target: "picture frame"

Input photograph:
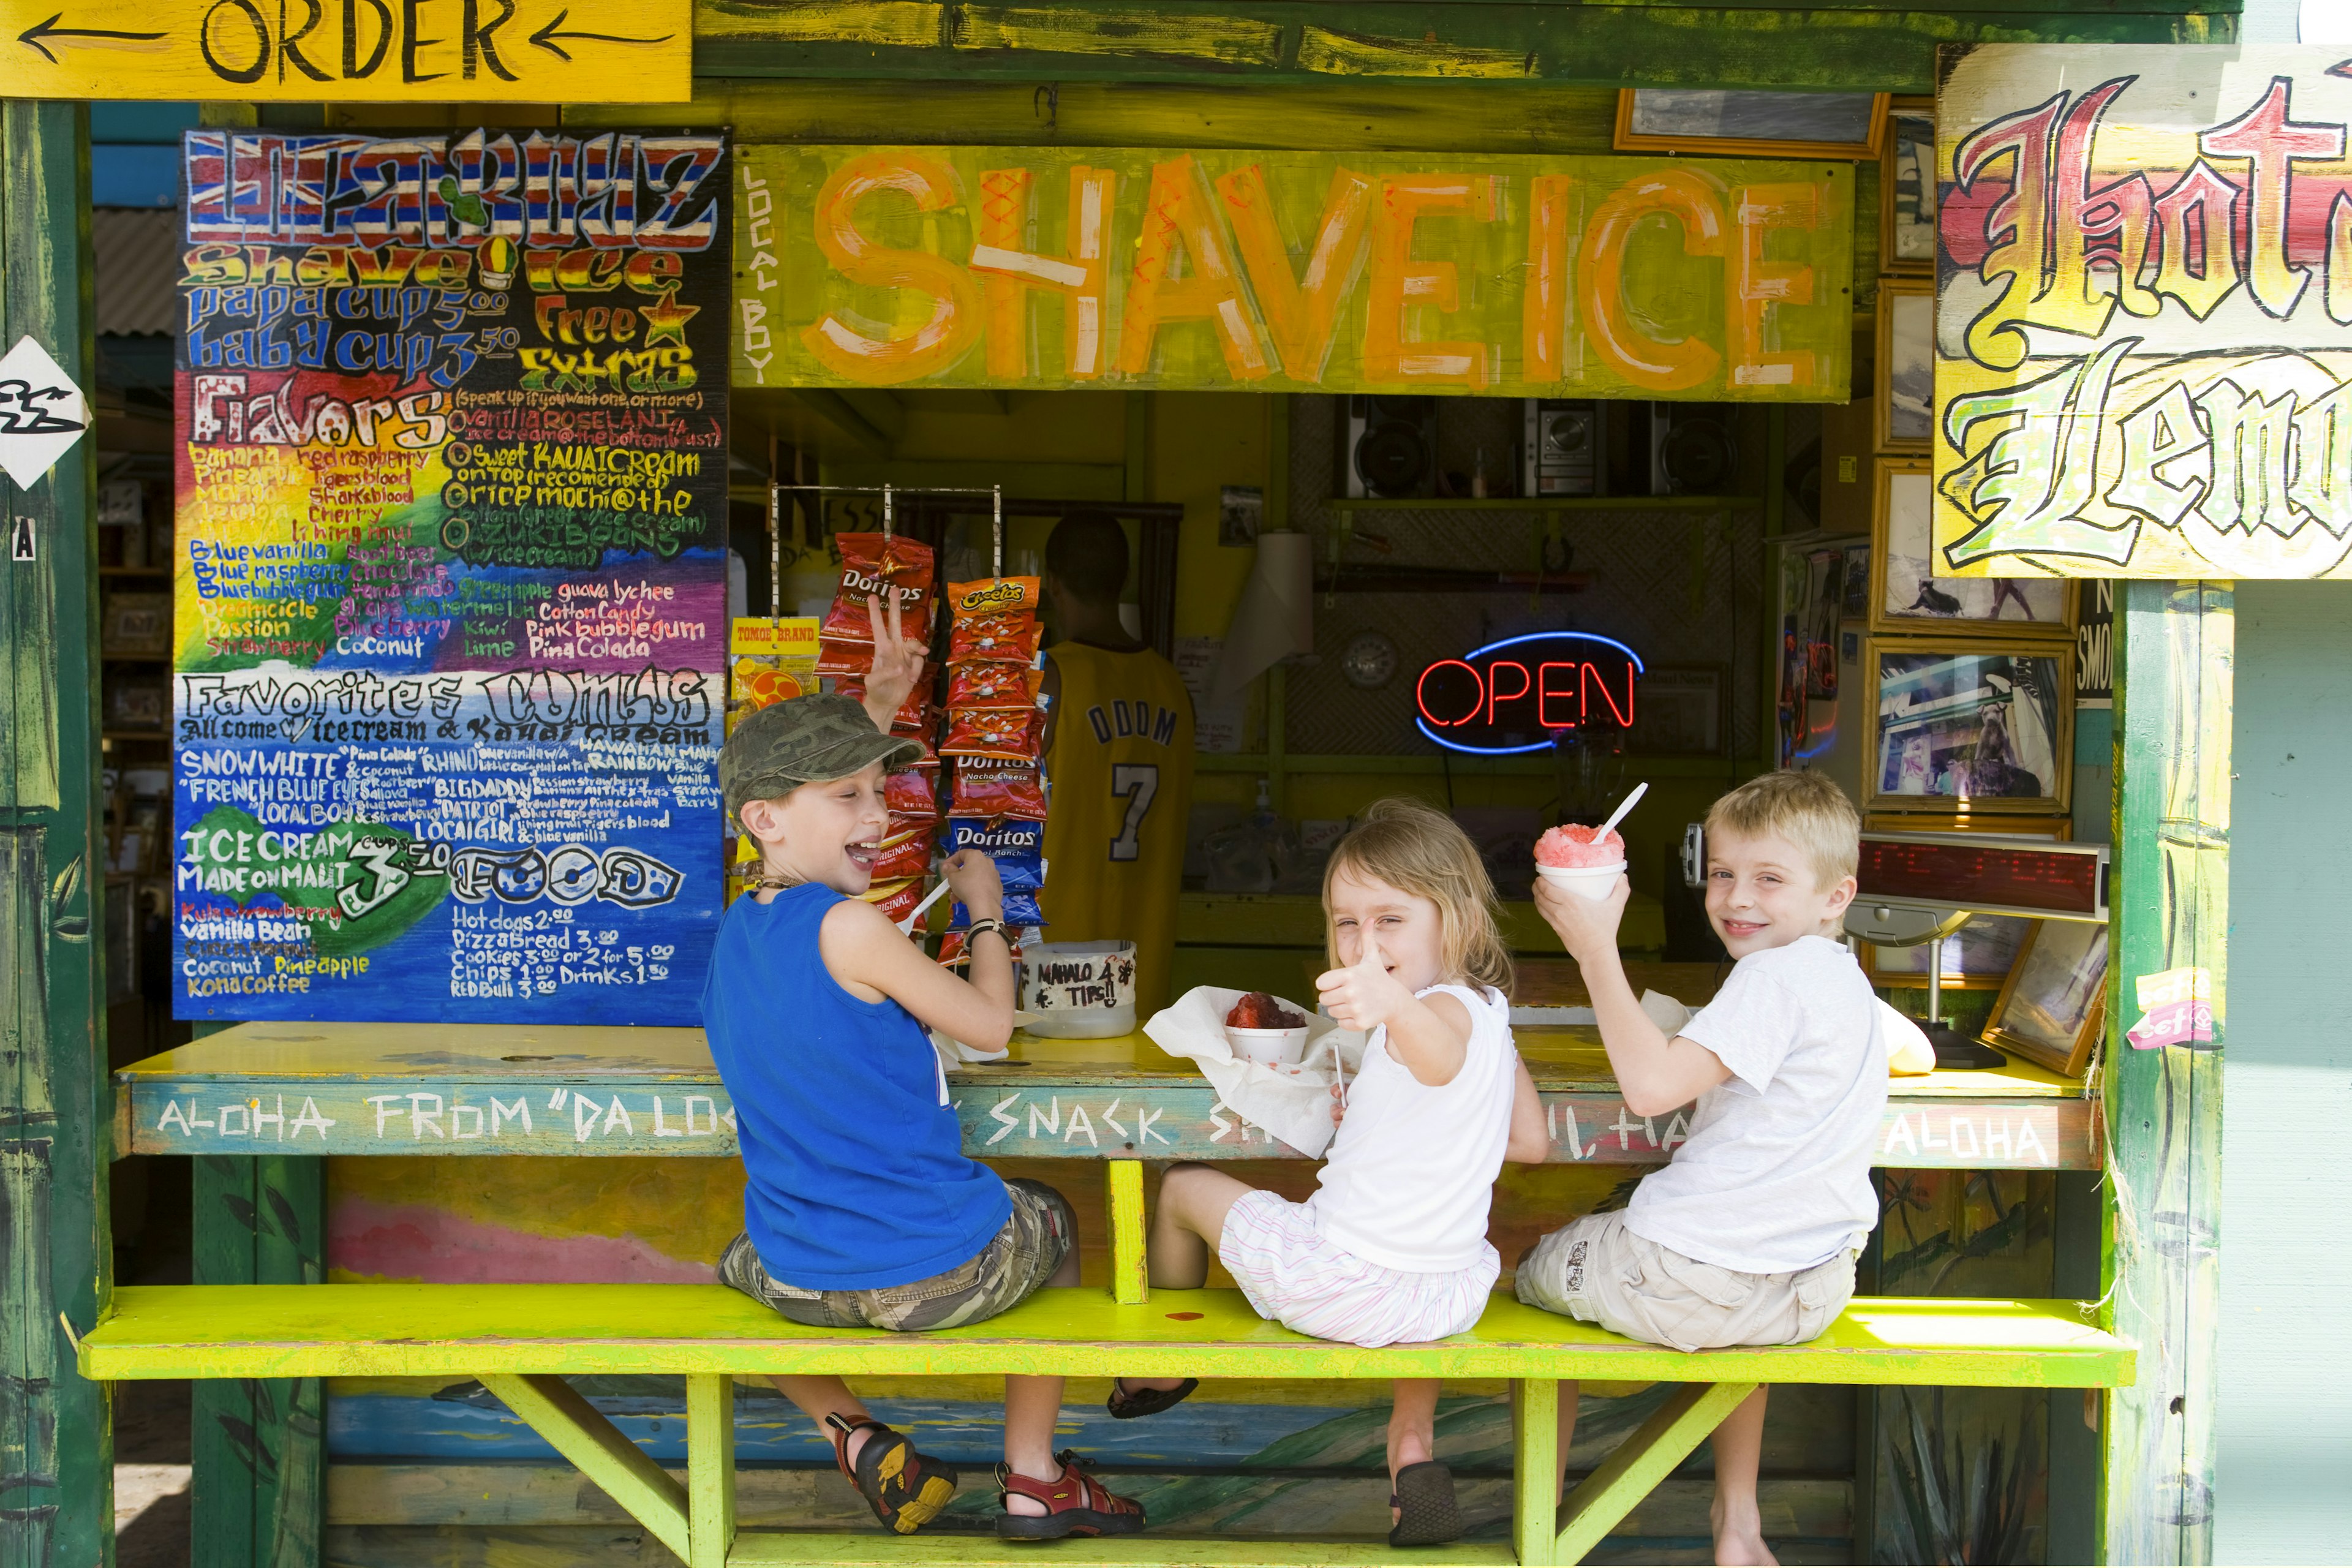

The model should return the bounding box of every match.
[1981,918,2109,1077]
[101,592,172,657]
[1614,89,1889,159]
[1869,459,2076,637]
[1858,813,2070,990]
[1864,635,2074,815]
[1627,664,1728,755]
[1880,97,1937,273]
[1874,276,1933,453]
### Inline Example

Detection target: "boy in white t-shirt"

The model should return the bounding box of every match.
[1521,771,1934,1566]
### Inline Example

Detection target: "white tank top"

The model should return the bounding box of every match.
[1307,982,1517,1273]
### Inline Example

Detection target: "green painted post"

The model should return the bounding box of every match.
[192,1154,324,1568]
[2102,580,2230,1562]
[0,97,109,1568]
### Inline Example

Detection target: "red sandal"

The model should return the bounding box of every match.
[994,1450,1147,1540]
[827,1413,959,1535]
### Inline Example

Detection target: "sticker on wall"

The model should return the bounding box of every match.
[2125,967,2215,1050]
[0,334,89,488]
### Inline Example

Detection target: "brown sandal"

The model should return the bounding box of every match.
[827,1413,959,1535]
[994,1450,1147,1540]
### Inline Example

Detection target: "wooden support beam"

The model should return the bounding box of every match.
[1513,1378,1561,1567]
[1106,1159,1147,1304]
[685,0,2231,91]
[687,1373,736,1568]
[1555,1381,1758,1564]
[482,1373,693,1561]
[2103,581,2231,1562]
[0,95,110,1568]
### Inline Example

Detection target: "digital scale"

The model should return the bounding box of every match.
[1845,831,2109,1068]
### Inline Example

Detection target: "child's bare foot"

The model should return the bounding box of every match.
[1711,1499,1778,1566]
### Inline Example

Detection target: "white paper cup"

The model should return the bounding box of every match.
[1226,1024,1310,1066]
[1536,860,1627,900]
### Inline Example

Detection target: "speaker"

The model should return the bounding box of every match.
[1521,398,1604,498]
[1646,402,1737,496]
[1340,395,1437,499]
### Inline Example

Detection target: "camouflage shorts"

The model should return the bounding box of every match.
[720,1177,1074,1333]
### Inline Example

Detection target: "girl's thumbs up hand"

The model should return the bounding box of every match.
[1316,927,1413,1032]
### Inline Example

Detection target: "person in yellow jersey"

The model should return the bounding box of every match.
[1038,511,1194,1017]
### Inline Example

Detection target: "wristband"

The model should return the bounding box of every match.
[965,917,1008,945]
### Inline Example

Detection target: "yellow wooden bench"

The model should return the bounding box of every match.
[80,1282,2129,1566]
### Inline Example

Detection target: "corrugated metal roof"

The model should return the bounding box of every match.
[94,208,179,337]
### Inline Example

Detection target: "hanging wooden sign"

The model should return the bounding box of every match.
[168,128,731,1025]
[732,145,1855,402]
[0,0,688,101]
[1935,46,2352,579]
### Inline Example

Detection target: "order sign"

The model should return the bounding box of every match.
[0,0,688,102]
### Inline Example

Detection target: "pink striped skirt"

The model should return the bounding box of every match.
[1218,1190,1498,1348]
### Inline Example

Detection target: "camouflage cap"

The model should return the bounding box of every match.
[720,693,924,822]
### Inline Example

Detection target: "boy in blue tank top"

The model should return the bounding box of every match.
[706,658,1185,1541]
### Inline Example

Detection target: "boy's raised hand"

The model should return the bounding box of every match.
[941,847,1005,922]
[1532,871,1630,965]
[857,591,927,734]
[1315,927,1415,1032]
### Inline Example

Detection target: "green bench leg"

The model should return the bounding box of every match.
[1107,1159,1147,1304]
[688,1374,737,1567]
[1553,1381,1758,1566]
[1513,1379,1561,1566]
[481,1371,692,1561]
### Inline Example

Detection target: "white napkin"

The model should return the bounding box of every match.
[1144,986,1367,1158]
[1639,990,1694,1036]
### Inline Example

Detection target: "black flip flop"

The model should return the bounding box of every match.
[1106,1377,1199,1420]
[1389,1460,1462,1548]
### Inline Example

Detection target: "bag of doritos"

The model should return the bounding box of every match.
[822,533,937,644]
[951,761,1050,821]
[944,816,1044,891]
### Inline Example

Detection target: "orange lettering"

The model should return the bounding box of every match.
[969,164,1115,380]
[1730,183,1820,390]
[1218,162,1373,383]
[1363,173,1491,387]
[1523,175,1579,385]
[802,151,981,385]
[1579,168,1727,393]
[1117,154,1269,380]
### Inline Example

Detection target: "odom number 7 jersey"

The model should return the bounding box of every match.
[1039,641,1194,1016]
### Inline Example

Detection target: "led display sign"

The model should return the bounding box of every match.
[1415,631,1643,756]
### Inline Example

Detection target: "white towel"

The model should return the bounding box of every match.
[1144,987,1368,1158]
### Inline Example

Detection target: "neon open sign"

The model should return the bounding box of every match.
[1415,631,1644,756]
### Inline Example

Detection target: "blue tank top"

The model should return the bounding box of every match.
[701,883,1009,1289]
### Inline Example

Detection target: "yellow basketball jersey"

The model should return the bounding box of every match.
[1041,641,1194,1016]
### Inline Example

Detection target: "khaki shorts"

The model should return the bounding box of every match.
[720,1177,1074,1333]
[1515,1210,1854,1354]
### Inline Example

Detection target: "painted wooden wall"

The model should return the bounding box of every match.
[2216,584,2352,1562]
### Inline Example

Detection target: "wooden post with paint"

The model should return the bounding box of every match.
[0,96,110,1568]
[2103,580,2231,1561]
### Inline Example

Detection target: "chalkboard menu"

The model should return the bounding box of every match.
[170,129,729,1023]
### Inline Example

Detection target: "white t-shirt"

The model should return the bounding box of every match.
[1627,936,1890,1275]
[1308,983,1517,1273]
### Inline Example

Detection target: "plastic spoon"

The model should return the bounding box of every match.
[1597,781,1648,842]
[897,878,954,935]
[1329,1034,1348,1107]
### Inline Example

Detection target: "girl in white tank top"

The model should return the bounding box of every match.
[1145,800,1549,1547]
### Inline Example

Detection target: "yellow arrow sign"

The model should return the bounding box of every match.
[2,0,689,101]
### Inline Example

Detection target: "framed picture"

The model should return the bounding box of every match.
[1871,459,2075,636]
[1615,89,1888,158]
[1981,919,2109,1077]
[1864,636,2073,814]
[1627,665,1728,755]
[1858,813,2070,989]
[1880,97,1937,273]
[1875,277,1933,453]
[102,592,172,656]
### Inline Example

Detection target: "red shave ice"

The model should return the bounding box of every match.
[1226,992,1306,1030]
[1534,824,1626,869]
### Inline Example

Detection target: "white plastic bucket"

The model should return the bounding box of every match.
[1019,941,1140,1038]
